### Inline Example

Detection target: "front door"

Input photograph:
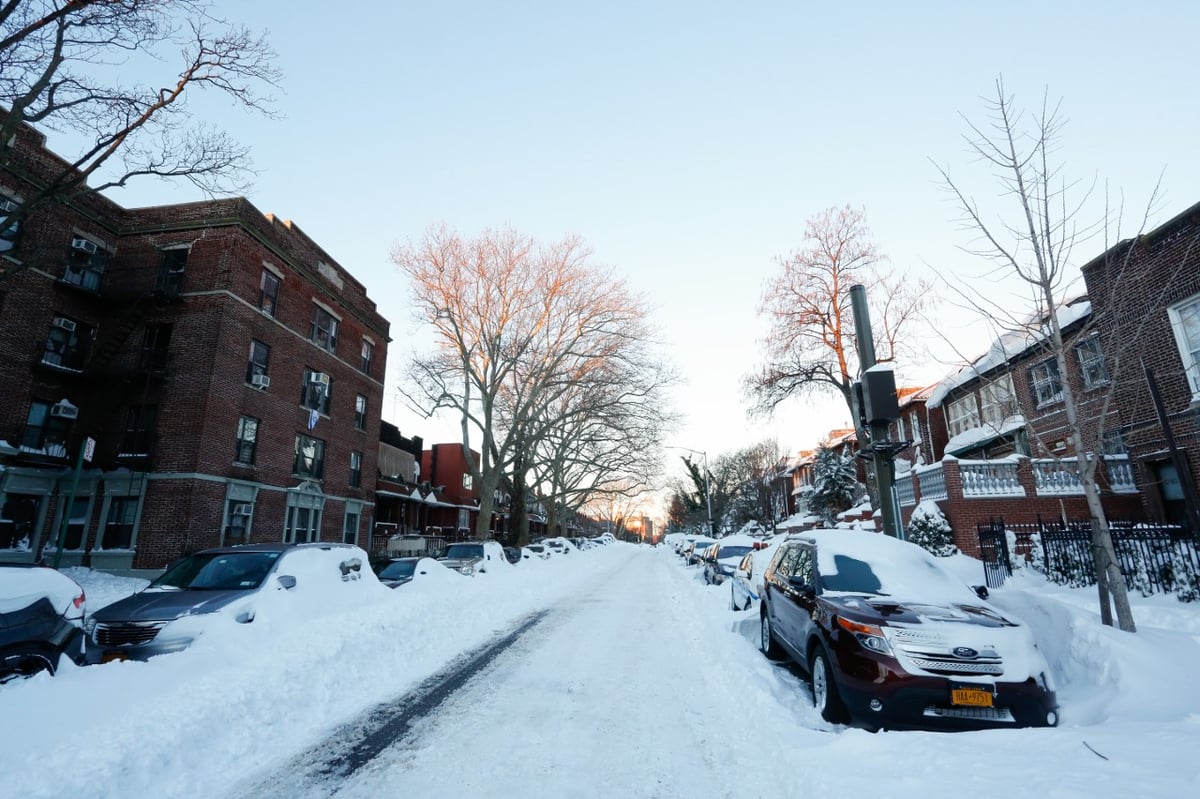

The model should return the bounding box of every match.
[1153,461,1188,527]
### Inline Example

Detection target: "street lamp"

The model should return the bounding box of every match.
[668,446,713,538]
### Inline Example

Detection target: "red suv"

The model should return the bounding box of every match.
[759,530,1058,731]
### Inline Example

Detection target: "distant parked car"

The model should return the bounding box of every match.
[439,540,509,576]
[503,547,523,565]
[523,544,551,560]
[0,564,86,683]
[729,536,784,611]
[375,556,442,587]
[685,539,715,566]
[759,530,1058,731]
[85,542,378,664]
[703,536,757,585]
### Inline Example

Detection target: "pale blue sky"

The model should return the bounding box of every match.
[88,1,1200,471]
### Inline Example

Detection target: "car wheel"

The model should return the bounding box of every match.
[809,643,849,724]
[760,611,785,660]
[0,648,58,685]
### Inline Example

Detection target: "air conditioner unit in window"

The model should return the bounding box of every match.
[0,198,17,213]
[310,372,330,387]
[50,403,78,419]
[52,317,77,332]
[251,373,271,389]
[71,237,100,254]
[231,503,253,516]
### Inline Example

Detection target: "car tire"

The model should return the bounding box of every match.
[809,643,849,724]
[760,610,785,660]
[0,648,58,685]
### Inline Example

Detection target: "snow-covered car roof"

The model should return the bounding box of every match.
[0,564,84,617]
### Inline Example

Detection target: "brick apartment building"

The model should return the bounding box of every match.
[0,121,389,571]
[1082,199,1200,529]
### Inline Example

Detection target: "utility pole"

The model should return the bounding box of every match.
[849,285,904,539]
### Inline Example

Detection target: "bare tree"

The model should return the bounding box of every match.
[932,78,1148,632]
[393,225,671,544]
[746,205,929,449]
[0,0,280,281]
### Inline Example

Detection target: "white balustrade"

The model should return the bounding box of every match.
[1032,457,1085,495]
[915,463,948,502]
[1103,455,1138,493]
[959,459,1025,497]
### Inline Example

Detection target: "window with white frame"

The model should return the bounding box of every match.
[301,367,331,414]
[1075,335,1110,389]
[979,374,1018,426]
[354,394,367,430]
[246,340,270,384]
[909,410,921,443]
[284,504,320,543]
[293,434,325,478]
[462,472,473,490]
[64,236,109,291]
[343,506,360,545]
[945,394,981,438]
[360,339,374,376]
[258,269,280,316]
[1168,294,1200,396]
[349,451,362,488]
[1029,358,1063,407]
[235,416,259,465]
[310,305,339,353]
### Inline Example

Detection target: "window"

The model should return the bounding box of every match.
[1029,358,1063,407]
[310,305,339,353]
[121,405,157,456]
[158,248,187,294]
[42,316,89,370]
[980,374,1018,426]
[354,394,367,430]
[343,508,360,545]
[1102,429,1128,456]
[909,410,921,443]
[1075,336,1109,389]
[301,368,331,414]
[945,394,981,438]
[0,493,42,550]
[64,236,109,291]
[284,505,320,543]
[236,416,259,465]
[141,324,172,373]
[225,500,252,545]
[894,416,906,442]
[1169,295,1200,395]
[100,497,137,550]
[247,340,271,384]
[349,451,362,487]
[360,339,374,375]
[462,472,473,490]
[294,434,325,478]
[1,197,20,252]
[258,269,280,316]
[60,495,91,550]
[20,399,71,457]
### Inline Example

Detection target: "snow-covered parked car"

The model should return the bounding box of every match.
[84,542,381,664]
[702,535,758,585]
[729,536,785,610]
[759,530,1058,730]
[0,564,86,683]
[438,540,510,576]
[374,556,454,588]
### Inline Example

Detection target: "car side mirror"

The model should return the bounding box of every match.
[974,585,989,600]
[787,576,814,595]
[277,574,297,590]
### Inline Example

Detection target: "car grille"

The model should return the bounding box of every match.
[93,621,168,647]
[888,628,1004,676]
[923,705,1015,723]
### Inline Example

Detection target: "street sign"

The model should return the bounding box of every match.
[84,436,96,463]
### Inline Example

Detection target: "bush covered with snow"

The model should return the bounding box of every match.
[906,500,956,557]
[809,445,858,525]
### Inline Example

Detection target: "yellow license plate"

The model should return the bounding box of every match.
[951,688,993,707]
[101,651,128,664]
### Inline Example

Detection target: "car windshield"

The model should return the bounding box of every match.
[378,560,417,580]
[444,544,484,559]
[151,551,280,591]
[717,545,753,559]
[528,545,545,552]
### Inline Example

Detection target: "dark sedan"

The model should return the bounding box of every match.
[0,564,86,683]
[759,530,1058,731]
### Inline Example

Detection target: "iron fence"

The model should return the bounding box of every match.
[976,517,1200,601]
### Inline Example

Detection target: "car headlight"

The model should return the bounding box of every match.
[837,616,894,656]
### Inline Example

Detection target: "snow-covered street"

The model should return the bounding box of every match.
[3,543,1200,798]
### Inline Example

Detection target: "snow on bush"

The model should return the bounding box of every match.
[906,500,956,557]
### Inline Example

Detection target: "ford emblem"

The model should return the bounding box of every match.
[953,646,979,659]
